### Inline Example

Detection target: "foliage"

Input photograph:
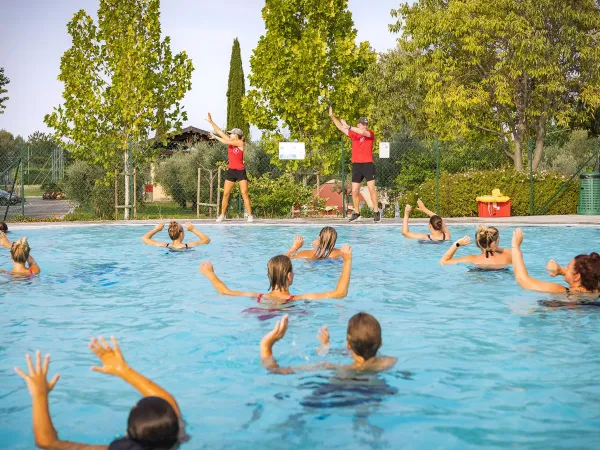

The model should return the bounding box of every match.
[0,130,23,170]
[403,169,579,217]
[245,0,376,174]
[0,68,9,114]
[388,0,600,171]
[63,161,115,218]
[227,38,249,139]
[540,130,599,175]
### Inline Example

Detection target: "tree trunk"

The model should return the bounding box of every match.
[532,113,547,172]
[513,138,523,171]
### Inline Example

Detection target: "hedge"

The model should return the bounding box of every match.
[402,169,579,217]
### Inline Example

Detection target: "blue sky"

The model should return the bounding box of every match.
[0,0,403,139]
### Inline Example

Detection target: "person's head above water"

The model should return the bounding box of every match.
[315,226,337,259]
[346,312,382,361]
[267,255,294,291]
[168,221,184,242]
[565,252,600,292]
[429,215,444,232]
[475,226,500,258]
[0,221,7,232]
[11,237,30,264]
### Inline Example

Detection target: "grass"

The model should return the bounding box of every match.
[23,185,45,198]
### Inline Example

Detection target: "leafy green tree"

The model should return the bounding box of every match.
[245,0,375,175]
[389,0,600,171]
[0,130,23,170]
[227,38,249,139]
[45,0,193,218]
[0,68,8,114]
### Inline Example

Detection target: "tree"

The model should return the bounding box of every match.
[45,0,193,218]
[0,130,24,172]
[0,68,9,114]
[227,38,249,139]
[245,0,375,175]
[389,0,600,171]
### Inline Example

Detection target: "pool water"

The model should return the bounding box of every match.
[1,224,599,449]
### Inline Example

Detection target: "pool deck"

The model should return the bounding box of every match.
[6,215,600,228]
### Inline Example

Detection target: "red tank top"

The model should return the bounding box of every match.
[228,145,245,170]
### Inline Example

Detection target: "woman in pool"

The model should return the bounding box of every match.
[285,226,343,260]
[402,200,450,241]
[200,245,353,303]
[1,235,40,275]
[512,228,600,294]
[206,112,254,223]
[141,220,210,249]
[439,225,512,268]
[14,336,182,450]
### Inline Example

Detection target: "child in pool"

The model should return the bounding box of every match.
[286,226,343,260]
[1,235,40,275]
[200,245,353,303]
[260,312,397,373]
[142,220,210,249]
[14,336,182,450]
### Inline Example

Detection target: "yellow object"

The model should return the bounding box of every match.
[476,188,510,203]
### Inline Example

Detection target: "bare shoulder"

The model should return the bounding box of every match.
[294,250,315,259]
[49,442,108,450]
[371,356,397,371]
[328,249,343,259]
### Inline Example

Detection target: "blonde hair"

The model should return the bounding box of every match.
[267,255,293,291]
[11,237,30,264]
[168,221,183,241]
[315,227,337,259]
[475,226,499,258]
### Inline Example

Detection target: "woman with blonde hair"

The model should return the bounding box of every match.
[1,233,40,275]
[439,225,512,268]
[141,221,210,249]
[285,226,343,260]
[200,245,353,304]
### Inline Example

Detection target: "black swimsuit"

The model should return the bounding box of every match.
[427,232,446,241]
[166,243,188,248]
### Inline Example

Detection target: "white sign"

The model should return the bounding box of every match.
[379,142,390,158]
[279,142,306,160]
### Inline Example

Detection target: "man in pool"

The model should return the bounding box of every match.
[328,106,380,223]
[260,312,396,373]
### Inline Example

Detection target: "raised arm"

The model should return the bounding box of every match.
[416,199,436,217]
[15,352,107,450]
[402,204,429,240]
[199,261,259,297]
[295,245,352,300]
[206,112,229,140]
[285,235,304,258]
[141,223,167,247]
[184,222,210,247]
[89,336,181,418]
[328,106,350,136]
[439,236,477,265]
[0,231,11,248]
[511,229,567,293]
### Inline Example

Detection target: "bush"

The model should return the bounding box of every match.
[63,161,115,218]
[540,130,598,175]
[402,168,579,217]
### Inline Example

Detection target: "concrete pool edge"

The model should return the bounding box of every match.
[4,214,600,229]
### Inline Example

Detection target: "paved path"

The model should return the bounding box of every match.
[3,198,74,221]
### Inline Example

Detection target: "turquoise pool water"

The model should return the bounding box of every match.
[1,224,599,449]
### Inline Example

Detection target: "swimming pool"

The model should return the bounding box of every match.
[1,223,599,449]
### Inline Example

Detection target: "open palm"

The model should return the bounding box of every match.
[89,336,128,376]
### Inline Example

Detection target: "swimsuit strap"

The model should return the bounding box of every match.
[257,294,263,303]
[442,232,446,240]
[427,235,432,241]
[29,268,33,275]
[165,243,170,248]
[185,243,188,248]
[565,287,570,294]
[286,295,294,303]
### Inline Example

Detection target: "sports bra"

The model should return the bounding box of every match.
[166,243,188,248]
[427,232,446,241]
[257,294,294,303]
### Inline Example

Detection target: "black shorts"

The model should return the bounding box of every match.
[225,168,248,182]
[352,162,375,183]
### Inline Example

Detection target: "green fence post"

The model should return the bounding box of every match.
[435,138,440,215]
[341,141,346,218]
[596,137,599,172]
[529,138,534,215]
[21,157,25,217]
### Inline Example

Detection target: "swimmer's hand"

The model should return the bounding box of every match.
[89,336,129,376]
[416,198,425,211]
[184,222,195,231]
[404,204,412,215]
[260,315,289,359]
[292,235,304,250]
[512,228,523,248]
[456,236,471,246]
[546,260,561,277]
[199,261,214,276]
[155,222,165,231]
[14,351,60,397]
[340,244,352,260]
[317,325,330,346]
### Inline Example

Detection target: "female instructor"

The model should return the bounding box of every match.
[207,113,254,223]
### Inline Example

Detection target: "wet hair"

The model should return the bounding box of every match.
[267,255,293,291]
[572,252,600,292]
[315,227,337,259]
[429,215,443,231]
[346,312,382,361]
[109,397,179,450]
[168,221,183,241]
[475,225,499,258]
[10,237,30,264]
[0,221,7,232]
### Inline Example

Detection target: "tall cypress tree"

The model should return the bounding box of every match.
[226,38,249,138]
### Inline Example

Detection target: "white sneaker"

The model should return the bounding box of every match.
[247,215,254,223]
[216,214,225,223]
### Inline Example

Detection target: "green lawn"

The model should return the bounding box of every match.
[23,185,45,198]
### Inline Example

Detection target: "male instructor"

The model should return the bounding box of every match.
[329,106,380,222]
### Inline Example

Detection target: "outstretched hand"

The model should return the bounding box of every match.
[456,235,471,246]
[340,244,352,260]
[292,235,304,249]
[317,325,330,346]
[405,204,412,214]
[89,336,129,376]
[261,314,289,348]
[206,112,214,123]
[14,351,60,398]
[185,222,194,231]
[546,259,561,277]
[155,221,165,231]
[199,261,214,276]
[512,228,524,248]
[416,198,425,211]
[328,106,333,117]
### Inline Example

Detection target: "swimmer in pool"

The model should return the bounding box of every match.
[402,200,450,241]
[260,312,397,373]
[286,226,343,260]
[1,236,40,275]
[0,221,7,233]
[141,220,210,249]
[512,228,600,295]
[200,245,353,303]
[14,337,182,450]
[439,225,512,268]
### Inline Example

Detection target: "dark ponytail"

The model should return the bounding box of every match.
[573,252,600,292]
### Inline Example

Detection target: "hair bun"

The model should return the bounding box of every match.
[108,437,145,450]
